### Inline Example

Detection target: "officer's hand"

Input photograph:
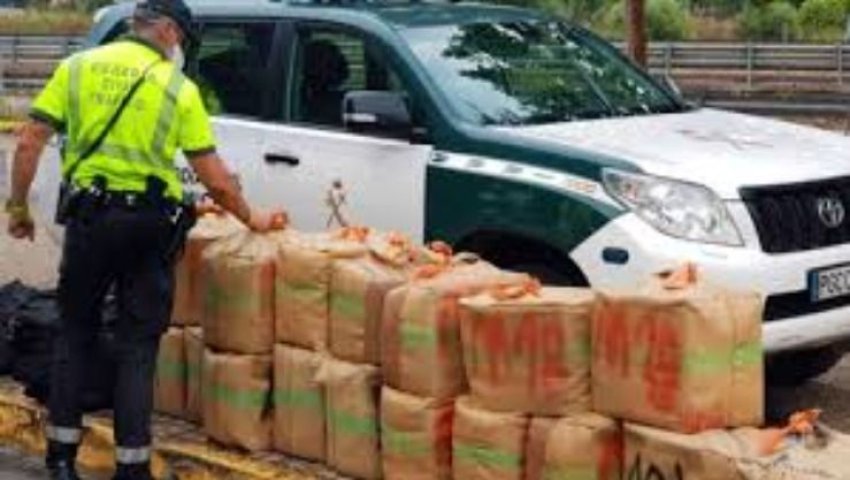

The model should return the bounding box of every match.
[6,201,35,241]
[248,209,288,233]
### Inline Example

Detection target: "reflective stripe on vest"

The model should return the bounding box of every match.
[99,143,155,164]
[151,68,185,167]
[116,446,151,464]
[46,425,82,444]
[67,55,83,157]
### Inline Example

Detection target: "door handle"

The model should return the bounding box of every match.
[264,153,300,167]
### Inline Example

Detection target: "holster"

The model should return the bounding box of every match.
[165,200,197,264]
[54,181,84,226]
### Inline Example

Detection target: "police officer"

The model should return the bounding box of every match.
[5,1,281,479]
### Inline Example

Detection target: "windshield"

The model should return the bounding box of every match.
[402,20,684,126]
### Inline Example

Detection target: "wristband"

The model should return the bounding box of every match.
[4,199,31,221]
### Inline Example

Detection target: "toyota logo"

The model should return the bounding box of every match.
[817,197,846,228]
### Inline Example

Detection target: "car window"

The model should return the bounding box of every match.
[402,21,683,126]
[193,22,275,118]
[289,25,408,129]
[100,17,130,44]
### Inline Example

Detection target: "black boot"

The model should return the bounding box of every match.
[46,441,81,480]
[47,460,81,480]
[113,462,153,480]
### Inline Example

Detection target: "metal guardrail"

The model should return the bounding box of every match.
[0,35,82,63]
[0,35,83,95]
[0,36,848,115]
[642,42,850,88]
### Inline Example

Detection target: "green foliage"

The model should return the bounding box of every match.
[23,0,111,12]
[491,0,611,26]
[600,0,694,40]
[738,1,801,40]
[798,0,847,41]
[691,0,748,17]
[0,9,91,35]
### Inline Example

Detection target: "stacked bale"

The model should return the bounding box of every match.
[272,230,370,473]
[589,265,770,479]
[171,211,244,327]
[623,413,850,479]
[380,255,523,480]
[529,414,623,480]
[201,231,280,451]
[380,387,453,480]
[321,231,418,479]
[592,264,764,433]
[155,212,243,421]
[273,344,325,461]
[153,327,186,418]
[184,326,204,423]
[455,279,609,480]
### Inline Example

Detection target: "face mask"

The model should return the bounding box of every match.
[170,44,185,71]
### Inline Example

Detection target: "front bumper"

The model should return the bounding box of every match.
[571,206,850,354]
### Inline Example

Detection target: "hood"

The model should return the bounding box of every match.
[498,108,850,199]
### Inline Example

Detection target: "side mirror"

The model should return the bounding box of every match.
[343,90,413,139]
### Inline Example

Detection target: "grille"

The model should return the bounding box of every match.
[764,289,850,322]
[741,176,850,254]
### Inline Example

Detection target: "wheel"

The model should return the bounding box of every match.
[453,231,589,287]
[765,346,844,387]
[507,262,579,286]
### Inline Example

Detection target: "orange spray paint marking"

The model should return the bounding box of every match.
[474,312,510,383]
[596,305,630,376]
[598,430,624,480]
[638,312,682,412]
[539,314,568,390]
[511,312,541,392]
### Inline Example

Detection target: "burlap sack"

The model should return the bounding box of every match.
[524,418,557,480]
[202,232,278,354]
[273,344,325,462]
[321,357,381,479]
[460,284,594,416]
[184,327,204,424]
[381,387,453,480]
[276,235,367,350]
[625,420,850,480]
[329,253,410,365]
[382,261,524,400]
[172,213,244,326]
[592,265,764,433]
[453,396,528,480]
[538,414,623,480]
[154,327,186,417]
[202,349,273,452]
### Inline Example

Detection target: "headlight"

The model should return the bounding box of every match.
[602,169,743,247]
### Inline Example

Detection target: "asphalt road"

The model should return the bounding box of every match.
[1,134,850,477]
[0,447,49,480]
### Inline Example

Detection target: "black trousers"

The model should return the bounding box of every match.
[49,203,176,455]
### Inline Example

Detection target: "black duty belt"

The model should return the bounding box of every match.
[76,188,181,216]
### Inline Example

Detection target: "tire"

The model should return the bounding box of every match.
[454,231,589,287]
[765,346,844,387]
[508,262,578,286]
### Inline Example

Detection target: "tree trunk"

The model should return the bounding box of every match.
[626,0,647,67]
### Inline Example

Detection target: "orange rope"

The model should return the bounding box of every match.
[335,226,371,242]
[660,263,698,289]
[490,276,542,301]
[757,409,822,456]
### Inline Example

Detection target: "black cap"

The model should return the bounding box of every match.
[135,0,196,44]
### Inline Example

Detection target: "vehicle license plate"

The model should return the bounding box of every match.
[811,263,850,301]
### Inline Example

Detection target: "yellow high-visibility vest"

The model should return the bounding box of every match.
[31,36,216,200]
